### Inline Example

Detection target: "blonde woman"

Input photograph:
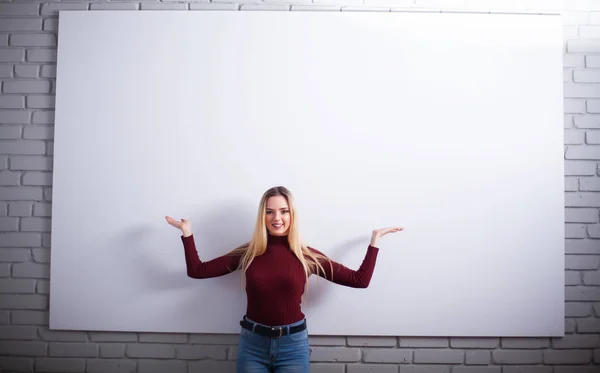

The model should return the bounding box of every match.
[166,186,403,373]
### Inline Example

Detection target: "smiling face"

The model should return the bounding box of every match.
[265,195,291,236]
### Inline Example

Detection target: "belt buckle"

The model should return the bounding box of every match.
[271,327,283,338]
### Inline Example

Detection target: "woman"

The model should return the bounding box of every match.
[165,186,402,373]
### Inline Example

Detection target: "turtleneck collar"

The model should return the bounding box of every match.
[267,233,289,246]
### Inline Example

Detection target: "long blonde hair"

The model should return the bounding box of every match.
[228,186,333,290]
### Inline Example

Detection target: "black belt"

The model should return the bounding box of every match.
[240,316,307,338]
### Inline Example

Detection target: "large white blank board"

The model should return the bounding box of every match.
[50,10,564,337]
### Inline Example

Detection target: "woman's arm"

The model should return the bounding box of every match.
[181,234,241,279]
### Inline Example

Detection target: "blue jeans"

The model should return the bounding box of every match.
[237,316,310,373]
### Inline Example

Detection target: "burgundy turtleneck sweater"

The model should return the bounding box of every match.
[181,233,379,326]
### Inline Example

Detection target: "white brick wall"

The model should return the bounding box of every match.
[0,0,599,372]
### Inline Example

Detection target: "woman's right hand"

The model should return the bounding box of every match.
[165,216,192,237]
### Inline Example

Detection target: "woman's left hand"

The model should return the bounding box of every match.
[370,226,403,247]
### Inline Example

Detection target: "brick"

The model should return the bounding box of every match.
[37,279,48,294]
[11,310,48,325]
[565,129,585,144]
[138,360,186,373]
[140,3,188,10]
[347,337,397,347]
[452,368,500,373]
[0,278,35,292]
[0,341,46,356]
[10,34,56,47]
[10,155,53,170]
[86,359,136,373]
[12,262,49,278]
[23,171,52,186]
[555,367,600,373]
[587,131,600,144]
[565,161,597,176]
[451,338,498,348]
[240,4,291,10]
[41,3,89,16]
[190,3,240,10]
[500,338,550,349]
[566,239,600,254]
[580,178,600,191]
[15,65,38,78]
[0,64,12,78]
[565,177,578,191]
[566,208,599,223]
[0,109,30,124]
[0,170,19,185]
[588,56,600,68]
[99,344,125,358]
[138,332,187,343]
[566,255,600,269]
[565,84,600,99]
[0,48,24,62]
[0,140,45,154]
[565,192,600,207]
[0,357,35,372]
[568,40,600,53]
[566,286,600,301]
[0,96,25,109]
[35,358,85,372]
[577,318,600,333]
[363,348,411,363]
[126,343,175,358]
[399,367,449,373]
[32,110,54,124]
[567,100,587,114]
[33,203,51,217]
[552,334,600,349]
[564,55,584,68]
[9,202,32,216]
[566,223,586,238]
[492,350,543,364]
[91,3,139,10]
[49,342,98,357]
[176,345,227,359]
[23,123,53,139]
[43,18,58,31]
[291,5,342,11]
[544,349,593,364]
[0,3,40,16]
[502,368,552,373]
[32,248,50,263]
[21,217,51,232]
[566,318,576,333]
[565,302,593,317]
[566,145,600,160]
[306,336,345,346]
[3,80,51,94]
[414,349,462,364]
[566,270,582,285]
[40,65,56,78]
[0,324,37,341]
[0,125,21,140]
[576,115,600,129]
[27,96,55,109]
[0,263,8,276]
[347,365,398,373]
[398,337,448,347]
[309,347,361,362]
[589,224,600,238]
[0,232,41,247]
[574,70,600,83]
[465,350,490,364]
[39,327,87,342]
[0,19,42,32]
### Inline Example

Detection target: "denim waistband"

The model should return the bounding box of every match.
[243,315,306,329]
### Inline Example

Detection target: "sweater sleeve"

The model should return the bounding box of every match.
[309,245,379,288]
[181,234,241,279]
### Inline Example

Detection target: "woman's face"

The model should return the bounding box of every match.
[265,195,291,236]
